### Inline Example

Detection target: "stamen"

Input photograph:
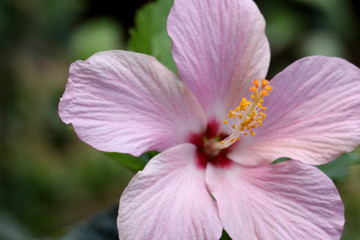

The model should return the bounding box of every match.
[261,90,269,96]
[250,86,258,92]
[261,79,269,89]
[215,79,273,149]
[265,85,273,91]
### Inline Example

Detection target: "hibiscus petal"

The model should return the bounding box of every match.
[59,50,206,156]
[167,0,270,119]
[206,160,344,240]
[118,143,223,240]
[230,56,360,165]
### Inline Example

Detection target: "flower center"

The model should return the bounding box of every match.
[214,79,272,149]
[189,121,232,169]
[189,80,272,169]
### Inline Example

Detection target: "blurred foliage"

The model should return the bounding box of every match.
[68,17,125,61]
[318,152,360,183]
[0,0,360,239]
[0,0,132,238]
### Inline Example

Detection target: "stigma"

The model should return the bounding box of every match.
[216,79,272,149]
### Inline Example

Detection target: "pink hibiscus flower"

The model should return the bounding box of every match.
[59,0,360,239]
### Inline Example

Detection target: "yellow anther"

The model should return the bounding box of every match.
[250,86,258,92]
[262,107,266,110]
[244,132,248,135]
[238,113,242,118]
[261,79,269,88]
[250,130,255,136]
[260,99,264,103]
[258,103,262,108]
[251,95,255,99]
[224,120,228,124]
[253,80,259,88]
[221,141,224,144]
[236,137,240,141]
[230,138,235,142]
[265,85,273,91]
[232,124,236,129]
[261,90,269,96]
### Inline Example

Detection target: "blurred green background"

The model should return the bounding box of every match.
[0,0,360,239]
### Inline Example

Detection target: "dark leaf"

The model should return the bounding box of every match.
[60,206,118,240]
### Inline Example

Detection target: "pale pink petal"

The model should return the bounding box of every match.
[206,160,344,240]
[167,0,270,120]
[59,50,206,156]
[229,56,360,165]
[118,143,223,240]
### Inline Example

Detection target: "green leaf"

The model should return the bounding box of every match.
[129,0,176,72]
[105,151,158,172]
[272,157,292,164]
[317,153,360,182]
[219,230,232,240]
[104,152,146,172]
